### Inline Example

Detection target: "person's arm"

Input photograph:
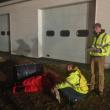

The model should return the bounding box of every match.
[87,37,97,52]
[99,35,110,53]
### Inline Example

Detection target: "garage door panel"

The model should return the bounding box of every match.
[0,14,10,52]
[41,1,94,63]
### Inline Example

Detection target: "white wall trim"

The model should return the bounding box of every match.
[38,9,43,57]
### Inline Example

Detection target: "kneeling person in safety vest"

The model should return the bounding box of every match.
[52,64,88,103]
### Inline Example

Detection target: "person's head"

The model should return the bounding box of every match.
[94,23,102,34]
[66,64,75,73]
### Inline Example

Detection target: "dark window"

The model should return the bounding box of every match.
[46,30,55,37]
[46,54,50,57]
[60,30,70,37]
[1,31,5,36]
[7,31,10,36]
[77,30,89,37]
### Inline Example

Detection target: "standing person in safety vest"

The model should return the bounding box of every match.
[88,23,110,96]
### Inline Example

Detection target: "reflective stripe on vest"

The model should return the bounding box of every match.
[94,33,107,48]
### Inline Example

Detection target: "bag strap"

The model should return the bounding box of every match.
[66,80,76,89]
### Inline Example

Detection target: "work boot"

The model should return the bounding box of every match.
[99,91,103,97]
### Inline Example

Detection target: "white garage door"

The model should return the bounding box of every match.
[0,14,10,52]
[41,1,95,63]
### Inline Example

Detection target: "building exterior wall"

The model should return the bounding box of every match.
[96,0,110,66]
[0,0,92,58]
[0,0,110,65]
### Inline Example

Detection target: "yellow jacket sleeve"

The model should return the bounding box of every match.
[56,72,80,89]
[101,35,110,55]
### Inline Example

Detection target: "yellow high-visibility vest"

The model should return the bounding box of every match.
[56,67,89,94]
[90,32,110,56]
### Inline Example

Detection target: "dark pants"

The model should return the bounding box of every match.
[60,87,85,104]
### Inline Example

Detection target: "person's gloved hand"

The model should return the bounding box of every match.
[87,47,96,52]
[51,87,61,103]
[93,48,102,53]
[88,47,102,53]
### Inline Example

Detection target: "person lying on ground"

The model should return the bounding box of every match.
[52,64,89,104]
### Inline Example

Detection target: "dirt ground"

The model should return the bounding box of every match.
[0,55,110,110]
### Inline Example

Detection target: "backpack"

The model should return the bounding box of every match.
[13,75,43,94]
